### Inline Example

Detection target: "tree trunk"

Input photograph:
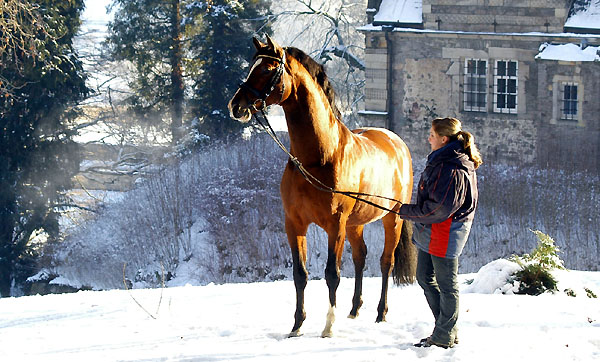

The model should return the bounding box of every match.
[0,203,15,297]
[0,241,13,297]
[170,0,185,144]
[0,271,10,297]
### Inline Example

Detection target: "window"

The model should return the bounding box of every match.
[463,59,487,112]
[551,76,584,126]
[493,60,518,114]
[560,82,578,121]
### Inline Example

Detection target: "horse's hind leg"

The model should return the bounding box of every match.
[285,217,309,337]
[376,214,403,322]
[346,225,367,319]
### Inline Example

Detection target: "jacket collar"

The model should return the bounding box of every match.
[427,140,473,171]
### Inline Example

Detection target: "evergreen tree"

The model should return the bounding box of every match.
[106,0,272,144]
[188,0,272,139]
[0,0,89,296]
[105,0,194,144]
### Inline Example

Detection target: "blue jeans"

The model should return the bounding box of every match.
[416,249,459,345]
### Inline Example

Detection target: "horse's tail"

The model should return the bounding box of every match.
[392,221,417,286]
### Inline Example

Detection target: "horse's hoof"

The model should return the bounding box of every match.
[288,329,302,338]
[375,316,386,323]
[321,330,333,338]
[348,310,359,319]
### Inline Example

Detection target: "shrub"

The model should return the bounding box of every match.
[511,230,565,271]
[510,230,565,295]
[513,264,557,295]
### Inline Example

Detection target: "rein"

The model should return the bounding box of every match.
[252,110,406,216]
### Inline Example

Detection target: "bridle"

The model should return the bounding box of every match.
[238,52,286,112]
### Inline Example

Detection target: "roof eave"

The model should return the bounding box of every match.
[371,21,424,30]
[563,26,600,35]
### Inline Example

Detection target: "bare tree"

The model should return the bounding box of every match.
[271,0,367,125]
[73,20,171,191]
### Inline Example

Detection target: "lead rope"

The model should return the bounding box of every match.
[252,110,406,216]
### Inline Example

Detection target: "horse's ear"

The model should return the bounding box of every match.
[265,34,279,50]
[253,36,265,50]
[265,34,283,56]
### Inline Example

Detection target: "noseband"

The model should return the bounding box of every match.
[238,52,286,111]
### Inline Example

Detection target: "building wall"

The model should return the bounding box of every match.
[364,45,388,114]
[422,0,570,33]
[386,31,543,162]
[535,59,600,171]
[361,29,600,171]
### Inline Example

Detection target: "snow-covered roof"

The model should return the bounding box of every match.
[565,0,600,33]
[536,43,600,61]
[373,0,422,26]
[366,1,600,35]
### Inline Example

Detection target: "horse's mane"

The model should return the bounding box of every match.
[284,47,342,121]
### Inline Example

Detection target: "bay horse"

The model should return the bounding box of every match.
[228,35,416,338]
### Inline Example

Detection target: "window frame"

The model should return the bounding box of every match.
[551,75,584,126]
[493,60,519,114]
[463,58,488,112]
[560,82,579,121]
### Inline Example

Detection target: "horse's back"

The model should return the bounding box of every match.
[351,127,411,167]
[352,127,409,150]
[345,127,413,220]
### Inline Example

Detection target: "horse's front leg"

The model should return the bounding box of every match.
[322,218,347,337]
[285,217,309,337]
[346,225,367,319]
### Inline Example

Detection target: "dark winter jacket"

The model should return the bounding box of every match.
[399,140,478,258]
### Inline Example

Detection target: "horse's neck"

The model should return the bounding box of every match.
[281,77,347,166]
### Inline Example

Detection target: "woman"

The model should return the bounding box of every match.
[397,117,482,349]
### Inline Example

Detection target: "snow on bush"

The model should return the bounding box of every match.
[463,259,521,294]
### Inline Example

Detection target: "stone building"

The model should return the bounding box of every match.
[359,0,600,171]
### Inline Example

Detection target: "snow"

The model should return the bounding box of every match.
[81,0,112,35]
[462,259,521,294]
[373,0,422,25]
[536,43,600,61]
[2,262,599,361]
[358,110,388,116]
[264,106,288,132]
[565,0,600,30]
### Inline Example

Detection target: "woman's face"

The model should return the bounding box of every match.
[428,127,448,151]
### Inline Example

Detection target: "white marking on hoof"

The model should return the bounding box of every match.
[347,313,357,319]
[321,305,336,338]
[288,329,302,338]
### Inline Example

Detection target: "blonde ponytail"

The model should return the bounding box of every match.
[457,130,483,169]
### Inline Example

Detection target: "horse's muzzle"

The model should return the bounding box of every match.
[228,100,252,123]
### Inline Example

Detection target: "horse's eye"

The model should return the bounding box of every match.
[261,67,272,75]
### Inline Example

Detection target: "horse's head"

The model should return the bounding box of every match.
[228,35,288,123]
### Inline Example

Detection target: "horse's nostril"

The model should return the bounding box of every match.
[234,106,244,117]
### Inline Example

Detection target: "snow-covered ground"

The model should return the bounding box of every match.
[2,263,599,361]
